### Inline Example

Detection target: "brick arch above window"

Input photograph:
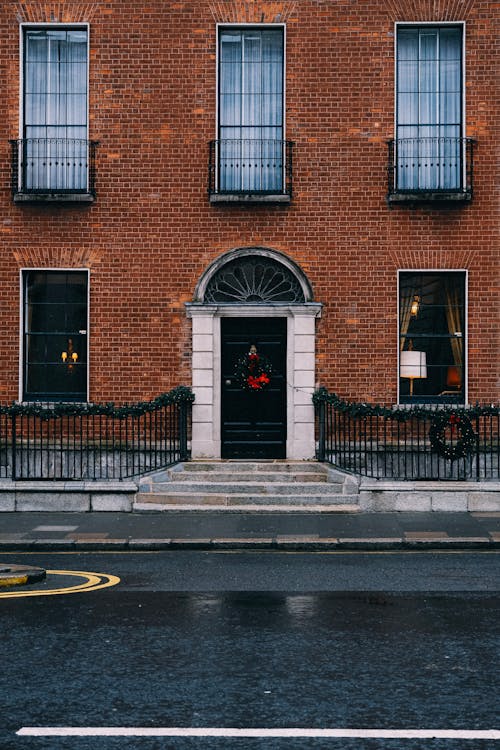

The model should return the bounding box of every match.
[15,2,99,23]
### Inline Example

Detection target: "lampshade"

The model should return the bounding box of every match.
[446,365,461,388]
[400,350,427,379]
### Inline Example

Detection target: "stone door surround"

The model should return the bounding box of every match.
[186,248,322,459]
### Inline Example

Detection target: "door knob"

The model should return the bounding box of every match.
[225,379,232,385]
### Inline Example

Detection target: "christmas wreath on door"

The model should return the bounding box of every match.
[234,345,273,391]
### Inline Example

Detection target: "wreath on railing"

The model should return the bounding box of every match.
[234,348,273,391]
[429,412,476,461]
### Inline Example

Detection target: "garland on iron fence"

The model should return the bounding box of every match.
[0,386,195,420]
[312,387,499,422]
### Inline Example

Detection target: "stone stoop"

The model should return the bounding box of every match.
[134,460,361,512]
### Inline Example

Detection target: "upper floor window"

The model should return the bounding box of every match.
[209,26,292,202]
[13,26,96,200]
[399,271,466,404]
[388,25,473,202]
[22,271,88,402]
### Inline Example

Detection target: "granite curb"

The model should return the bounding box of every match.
[0,537,499,552]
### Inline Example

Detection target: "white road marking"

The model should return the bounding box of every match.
[16,727,500,739]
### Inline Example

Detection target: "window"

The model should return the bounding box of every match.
[21,26,89,193]
[399,272,466,404]
[23,271,88,401]
[217,26,285,194]
[395,25,464,192]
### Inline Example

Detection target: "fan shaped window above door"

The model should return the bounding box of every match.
[203,255,306,303]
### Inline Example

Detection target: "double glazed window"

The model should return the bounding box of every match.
[218,27,284,193]
[22,26,88,192]
[399,272,466,404]
[396,25,463,191]
[23,271,88,401]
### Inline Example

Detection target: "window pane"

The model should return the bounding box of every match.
[397,28,419,60]
[399,272,465,403]
[218,27,284,192]
[24,28,88,191]
[396,26,463,191]
[24,272,87,401]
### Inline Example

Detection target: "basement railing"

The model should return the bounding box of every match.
[314,388,499,481]
[0,387,193,481]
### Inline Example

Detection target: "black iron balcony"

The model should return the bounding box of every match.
[387,137,475,204]
[10,138,98,203]
[209,139,293,203]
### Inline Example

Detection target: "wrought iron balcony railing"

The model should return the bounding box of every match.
[10,138,98,202]
[209,139,293,202]
[387,137,475,203]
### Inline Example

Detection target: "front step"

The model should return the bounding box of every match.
[134,460,360,512]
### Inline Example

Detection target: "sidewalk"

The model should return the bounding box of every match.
[1,510,500,550]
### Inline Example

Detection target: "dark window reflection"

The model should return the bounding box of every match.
[24,271,88,401]
[399,271,465,404]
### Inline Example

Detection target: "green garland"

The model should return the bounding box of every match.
[0,385,194,420]
[429,412,476,461]
[313,387,499,422]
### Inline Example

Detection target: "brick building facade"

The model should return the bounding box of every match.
[0,0,497,462]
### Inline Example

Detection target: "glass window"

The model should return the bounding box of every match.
[399,272,466,404]
[396,25,463,191]
[23,271,88,401]
[22,27,88,191]
[218,27,284,192]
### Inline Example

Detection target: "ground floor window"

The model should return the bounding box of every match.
[23,270,88,401]
[399,271,465,404]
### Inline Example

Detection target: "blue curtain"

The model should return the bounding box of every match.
[24,29,88,190]
[396,27,462,190]
[219,28,283,192]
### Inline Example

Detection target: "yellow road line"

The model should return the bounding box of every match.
[0,570,120,599]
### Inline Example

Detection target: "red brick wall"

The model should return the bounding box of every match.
[0,0,497,404]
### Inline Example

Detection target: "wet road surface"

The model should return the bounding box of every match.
[1,551,499,749]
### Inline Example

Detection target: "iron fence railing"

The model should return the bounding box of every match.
[314,389,499,481]
[387,137,475,198]
[209,139,293,197]
[10,138,99,196]
[0,387,193,481]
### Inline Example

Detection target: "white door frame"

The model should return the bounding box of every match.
[186,302,322,459]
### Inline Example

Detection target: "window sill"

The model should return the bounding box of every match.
[13,192,95,204]
[209,193,291,205]
[388,190,472,206]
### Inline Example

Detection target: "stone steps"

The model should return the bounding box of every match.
[166,471,329,483]
[134,460,360,512]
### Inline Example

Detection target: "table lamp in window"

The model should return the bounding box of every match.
[400,342,427,397]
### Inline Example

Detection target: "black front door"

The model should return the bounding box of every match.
[221,317,286,459]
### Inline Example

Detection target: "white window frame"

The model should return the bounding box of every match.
[393,21,466,191]
[215,22,286,194]
[19,267,90,403]
[18,22,90,192]
[397,269,468,405]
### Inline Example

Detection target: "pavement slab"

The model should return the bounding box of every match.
[0,510,500,550]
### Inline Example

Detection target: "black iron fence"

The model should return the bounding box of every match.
[314,389,499,481]
[387,137,475,198]
[10,138,99,196]
[209,139,293,197]
[0,387,193,481]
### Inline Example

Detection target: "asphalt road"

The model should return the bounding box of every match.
[1,550,499,749]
